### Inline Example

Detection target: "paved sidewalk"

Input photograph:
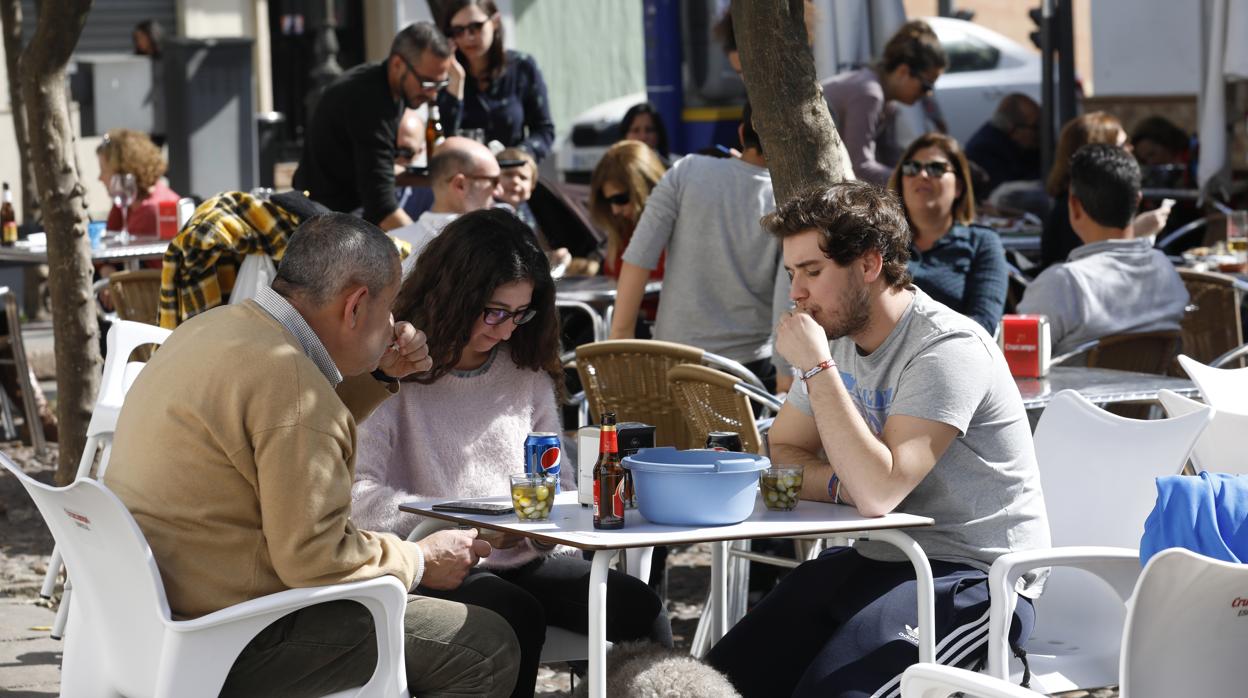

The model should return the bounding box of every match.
[0,600,60,696]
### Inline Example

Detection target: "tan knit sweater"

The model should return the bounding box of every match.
[106,301,420,619]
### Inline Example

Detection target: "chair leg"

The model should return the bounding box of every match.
[0,386,16,441]
[40,546,61,600]
[51,579,71,640]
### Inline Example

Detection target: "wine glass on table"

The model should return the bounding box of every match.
[109,173,137,245]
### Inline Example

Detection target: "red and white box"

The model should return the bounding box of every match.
[999,314,1052,378]
[157,200,179,239]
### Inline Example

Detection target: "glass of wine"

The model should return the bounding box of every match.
[109,172,137,245]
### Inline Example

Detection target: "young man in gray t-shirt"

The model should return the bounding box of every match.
[707,182,1050,698]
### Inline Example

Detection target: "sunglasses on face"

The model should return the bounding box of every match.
[901,160,954,178]
[482,307,537,326]
[447,20,487,38]
[912,69,936,95]
[604,192,630,206]
[397,53,450,91]
[396,146,417,160]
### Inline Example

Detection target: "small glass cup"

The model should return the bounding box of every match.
[510,473,556,521]
[759,465,804,511]
[1227,211,1248,265]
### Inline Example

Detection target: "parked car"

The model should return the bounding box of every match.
[556,16,1048,181]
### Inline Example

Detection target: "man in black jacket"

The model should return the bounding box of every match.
[294,22,459,230]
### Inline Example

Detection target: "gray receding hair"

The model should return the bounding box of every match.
[273,212,400,307]
[990,93,1040,132]
[391,21,451,62]
[429,146,480,189]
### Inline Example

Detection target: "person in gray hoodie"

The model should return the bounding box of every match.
[1017,143,1188,356]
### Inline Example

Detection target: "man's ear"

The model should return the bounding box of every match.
[449,172,468,196]
[342,286,369,329]
[860,250,884,284]
[1068,192,1084,224]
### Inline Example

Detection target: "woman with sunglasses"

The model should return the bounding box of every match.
[590,140,668,279]
[823,20,948,185]
[352,209,670,698]
[436,0,556,162]
[889,132,1007,334]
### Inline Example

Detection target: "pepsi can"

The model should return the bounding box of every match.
[525,432,562,492]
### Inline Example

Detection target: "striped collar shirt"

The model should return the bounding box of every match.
[253,285,343,387]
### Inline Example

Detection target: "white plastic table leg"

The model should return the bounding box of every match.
[710,540,730,642]
[587,548,618,698]
[853,529,935,663]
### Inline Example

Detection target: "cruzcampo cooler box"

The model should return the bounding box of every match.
[998,314,1052,378]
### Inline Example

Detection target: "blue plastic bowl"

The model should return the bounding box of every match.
[623,447,770,526]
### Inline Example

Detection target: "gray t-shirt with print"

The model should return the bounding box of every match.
[787,288,1050,594]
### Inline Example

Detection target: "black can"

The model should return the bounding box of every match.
[705,431,743,452]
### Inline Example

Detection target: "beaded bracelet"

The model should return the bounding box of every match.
[802,359,836,382]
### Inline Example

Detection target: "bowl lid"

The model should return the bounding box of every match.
[623,447,770,474]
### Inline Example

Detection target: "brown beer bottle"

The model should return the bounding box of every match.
[593,412,625,529]
[1,183,16,247]
[425,106,445,165]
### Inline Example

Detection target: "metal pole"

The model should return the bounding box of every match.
[938,0,954,18]
[1056,0,1077,128]
[1039,0,1055,184]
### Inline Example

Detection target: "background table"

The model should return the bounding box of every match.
[0,237,168,270]
[555,276,662,341]
[1016,366,1199,410]
[402,492,934,698]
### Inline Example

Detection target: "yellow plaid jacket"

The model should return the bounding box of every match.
[159,192,411,328]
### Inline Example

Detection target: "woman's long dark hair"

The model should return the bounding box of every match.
[393,208,562,387]
[440,0,507,82]
[619,102,670,158]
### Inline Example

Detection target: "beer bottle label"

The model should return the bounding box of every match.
[593,480,600,517]
[600,429,618,453]
[612,479,625,518]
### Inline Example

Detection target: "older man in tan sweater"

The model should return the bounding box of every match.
[106,212,520,696]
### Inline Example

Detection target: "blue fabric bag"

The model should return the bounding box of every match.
[1140,472,1248,566]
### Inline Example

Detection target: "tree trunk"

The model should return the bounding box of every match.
[0,0,37,224]
[21,0,98,484]
[732,0,849,205]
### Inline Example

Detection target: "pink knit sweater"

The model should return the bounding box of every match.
[352,346,573,569]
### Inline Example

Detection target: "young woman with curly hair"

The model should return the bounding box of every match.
[352,208,670,698]
[96,127,181,237]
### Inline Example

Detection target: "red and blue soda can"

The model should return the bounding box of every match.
[524,432,561,492]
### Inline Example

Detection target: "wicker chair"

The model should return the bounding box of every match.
[108,270,163,361]
[1176,269,1244,368]
[668,364,782,454]
[574,340,767,449]
[1054,330,1184,419]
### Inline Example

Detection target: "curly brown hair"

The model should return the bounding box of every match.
[762,181,913,290]
[393,208,562,388]
[96,128,166,194]
[590,140,667,264]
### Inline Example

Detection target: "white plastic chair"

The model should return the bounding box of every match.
[902,548,1248,698]
[40,320,173,636]
[2,451,410,698]
[1177,352,1248,411]
[984,390,1211,693]
[1158,389,1248,474]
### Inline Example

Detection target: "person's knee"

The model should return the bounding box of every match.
[465,606,523,698]
[403,598,522,697]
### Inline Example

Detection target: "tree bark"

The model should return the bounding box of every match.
[732,0,849,206]
[21,0,98,484]
[0,0,37,224]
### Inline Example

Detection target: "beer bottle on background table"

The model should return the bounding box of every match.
[1,182,16,247]
[425,106,445,165]
[593,412,625,529]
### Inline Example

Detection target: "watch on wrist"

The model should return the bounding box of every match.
[371,368,396,384]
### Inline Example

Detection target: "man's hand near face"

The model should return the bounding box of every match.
[376,321,433,378]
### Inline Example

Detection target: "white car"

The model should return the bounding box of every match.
[556,16,1046,180]
[895,16,1043,147]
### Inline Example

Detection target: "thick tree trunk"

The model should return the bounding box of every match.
[732,0,849,205]
[0,0,37,224]
[21,0,98,484]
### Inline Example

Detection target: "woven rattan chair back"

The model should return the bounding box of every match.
[109,270,163,361]
[1177,269,1244,367]
[575,340,704,448]
[1085,330,1184,419]
[668,363,763,454]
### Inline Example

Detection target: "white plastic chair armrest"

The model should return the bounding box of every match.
[902,663,1041,698]
[985,546,1140,680]
[162,576,410,698]
[407,514,455,542]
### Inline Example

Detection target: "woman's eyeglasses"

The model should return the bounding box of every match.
[604,192,630,206]
[447,20,487,38]
[482,307,537,326]
[901,160,954,178]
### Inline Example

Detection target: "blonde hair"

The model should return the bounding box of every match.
[590,140,667,263]
[497,146,537,182]
[1047,111,1125,196]
[97,128,167,195]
